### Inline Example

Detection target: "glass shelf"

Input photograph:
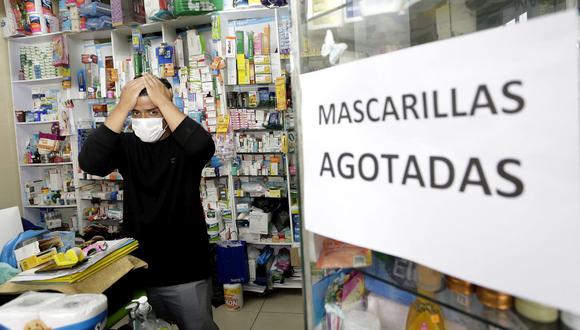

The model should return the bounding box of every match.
[354,252,567,330]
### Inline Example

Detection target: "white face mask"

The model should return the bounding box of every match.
[131,118,167,143]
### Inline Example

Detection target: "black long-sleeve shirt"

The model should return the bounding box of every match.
[79,117,215,287]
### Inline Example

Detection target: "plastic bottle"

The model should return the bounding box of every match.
[127,296,171,330]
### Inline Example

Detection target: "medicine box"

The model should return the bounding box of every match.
[249,211,272,234]
[255,65,271,74]
[256,74,272,84]
[254,55,270,65]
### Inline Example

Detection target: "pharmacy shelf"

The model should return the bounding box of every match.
[273,279,303,289]
[243,283,267,293]
[236,152,285,155]
[8,31,64,44]
[226,83,276,89]
[234,128,284,132]
[88,219,122,226]
[80,177,124,181]
[235,194,287,199]
[218,6,287,20]
[12,76,64,84]
[201,176,228,179]
[24,204,77,209]
[20,162,73,167]
[67,29,112,40]
[15,120,59,125]
[68,97,117,101]
[244,240,297,246]
[114,14,213,36]
[233,175,286,177]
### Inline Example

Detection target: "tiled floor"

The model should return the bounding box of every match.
[213,289,305,330]
[111,289,305,330]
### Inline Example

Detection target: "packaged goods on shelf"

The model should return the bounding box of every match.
[235,131,284,153]
[232,154,285,176]
[79,181,123,201]
[226,23,276,86]
[173,0,221,16]
[24,167,75,207]
[110,0,146,27]
[18,43,59,80]
[22,130,72,165]
[145,0,175,21]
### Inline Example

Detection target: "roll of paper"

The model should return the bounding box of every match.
[24,0,41,13]
[28,12,47,34]
[0,292,64,329]
[39,294,107,328]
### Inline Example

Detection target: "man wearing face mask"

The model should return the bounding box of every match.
[79,73,218,330]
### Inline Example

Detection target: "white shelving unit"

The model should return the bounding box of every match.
[6,9,223,231]
[6,5,301,289]
[214,6,301,291]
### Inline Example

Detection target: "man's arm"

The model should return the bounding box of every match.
[142,73,216,161]
[78,126,122,176]
[79,78,145,175]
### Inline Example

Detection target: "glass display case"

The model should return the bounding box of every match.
[289,0,580,329]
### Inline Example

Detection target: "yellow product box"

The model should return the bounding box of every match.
[19,248,57,271]
[236,54,249,85]
[249,60,256,85]
[235,189,245,197]
[255,65,271,74]
[266,189,282,198]
[256,74,272,84]
[275,76,287,110]
[254,55,271,65]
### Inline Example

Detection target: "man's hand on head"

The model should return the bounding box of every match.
[117,77,146,113]
[143,73,173,108]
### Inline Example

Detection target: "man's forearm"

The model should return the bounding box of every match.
[105,104,130,133]
[158,100,187,132]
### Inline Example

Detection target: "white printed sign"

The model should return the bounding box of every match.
[300,11,580,312]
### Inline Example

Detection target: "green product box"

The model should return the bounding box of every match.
[236,31,245,54]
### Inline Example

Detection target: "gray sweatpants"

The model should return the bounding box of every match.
[146,279,219,330]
